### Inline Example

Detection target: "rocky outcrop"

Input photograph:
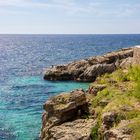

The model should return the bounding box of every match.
[78,63,116,82]
[40,47,140,140]
[120,57,133,69]
[133,46,140,65]
[44,48,133,82]
[47,119,95,140]
[88,84,106,96]
[101,112,118,131]
[104,120,133,140]
[40,89,93,140]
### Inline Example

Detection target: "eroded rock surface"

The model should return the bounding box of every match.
[40,89,93,140]
[133,46,140,65]
[88,84,106,96]
[104,120,133,140]
[48,119,95,140]
[44,48,133,82]
[102,112,118,131]
[120,57,133,69]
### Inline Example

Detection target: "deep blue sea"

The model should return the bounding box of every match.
[0,34,140,140]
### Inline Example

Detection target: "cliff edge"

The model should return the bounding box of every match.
[41,46,140,140]
[44,48,133,82]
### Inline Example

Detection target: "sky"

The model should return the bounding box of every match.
[0,0,140,34]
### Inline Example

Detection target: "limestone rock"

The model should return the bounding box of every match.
[40,89,90,140]
[120,57,133,69]
[43,89,88,124]
[133,46,140,65]
[78,63,116,82]
[103,48,133,62]
[48,119,95,140]
[102,112,118,131]
[104,120,133,140]
[44,48,133,82]
[88,84,106,95]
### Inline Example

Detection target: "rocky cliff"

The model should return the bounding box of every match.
[44,48,133,82]
[40,89,95,140]
[41,47,140,140]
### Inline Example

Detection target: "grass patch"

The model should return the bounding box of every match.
[89,66,140,139]
[111,69,129,82]
[127,117,140,140]
[103,94,140,119]
[92,88,110,108]
[128,65,140,81]
[128,66,140,100]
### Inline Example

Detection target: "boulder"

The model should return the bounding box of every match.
[40,89,90,140]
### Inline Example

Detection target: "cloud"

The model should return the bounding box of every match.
[0,0,140,34]
[0,0,24,6]
[0,0,139,19]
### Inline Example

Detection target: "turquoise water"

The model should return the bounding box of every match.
[0,75,89,140]
[1,34,140,139]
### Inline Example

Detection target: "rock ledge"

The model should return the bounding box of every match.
[40,89,93,140]
[44,48,133,82]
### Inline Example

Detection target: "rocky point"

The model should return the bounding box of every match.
[41,46,140,140]
[44,48,133,82]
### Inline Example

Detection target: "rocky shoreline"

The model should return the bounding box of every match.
[44,47,133,82]
[40,89,94,140]
[41,46,140,140]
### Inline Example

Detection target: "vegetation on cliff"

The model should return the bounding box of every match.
[89,66,140,140]
[41,65,140,140]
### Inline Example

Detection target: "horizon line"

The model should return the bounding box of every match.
[0,33,140,35]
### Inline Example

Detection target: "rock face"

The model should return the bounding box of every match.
[104,120,133,140]
[47,119,95,140]
[120,57,133,69]
[40,89,94,140]
[44,48,133,82]
[133,46,140,65]
[88,84,106,96]
[102,112,118,131]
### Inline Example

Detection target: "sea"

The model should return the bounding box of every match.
[0,34,140,140]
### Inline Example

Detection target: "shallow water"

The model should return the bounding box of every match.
[0,75,89,140]
[0,34,140,139]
